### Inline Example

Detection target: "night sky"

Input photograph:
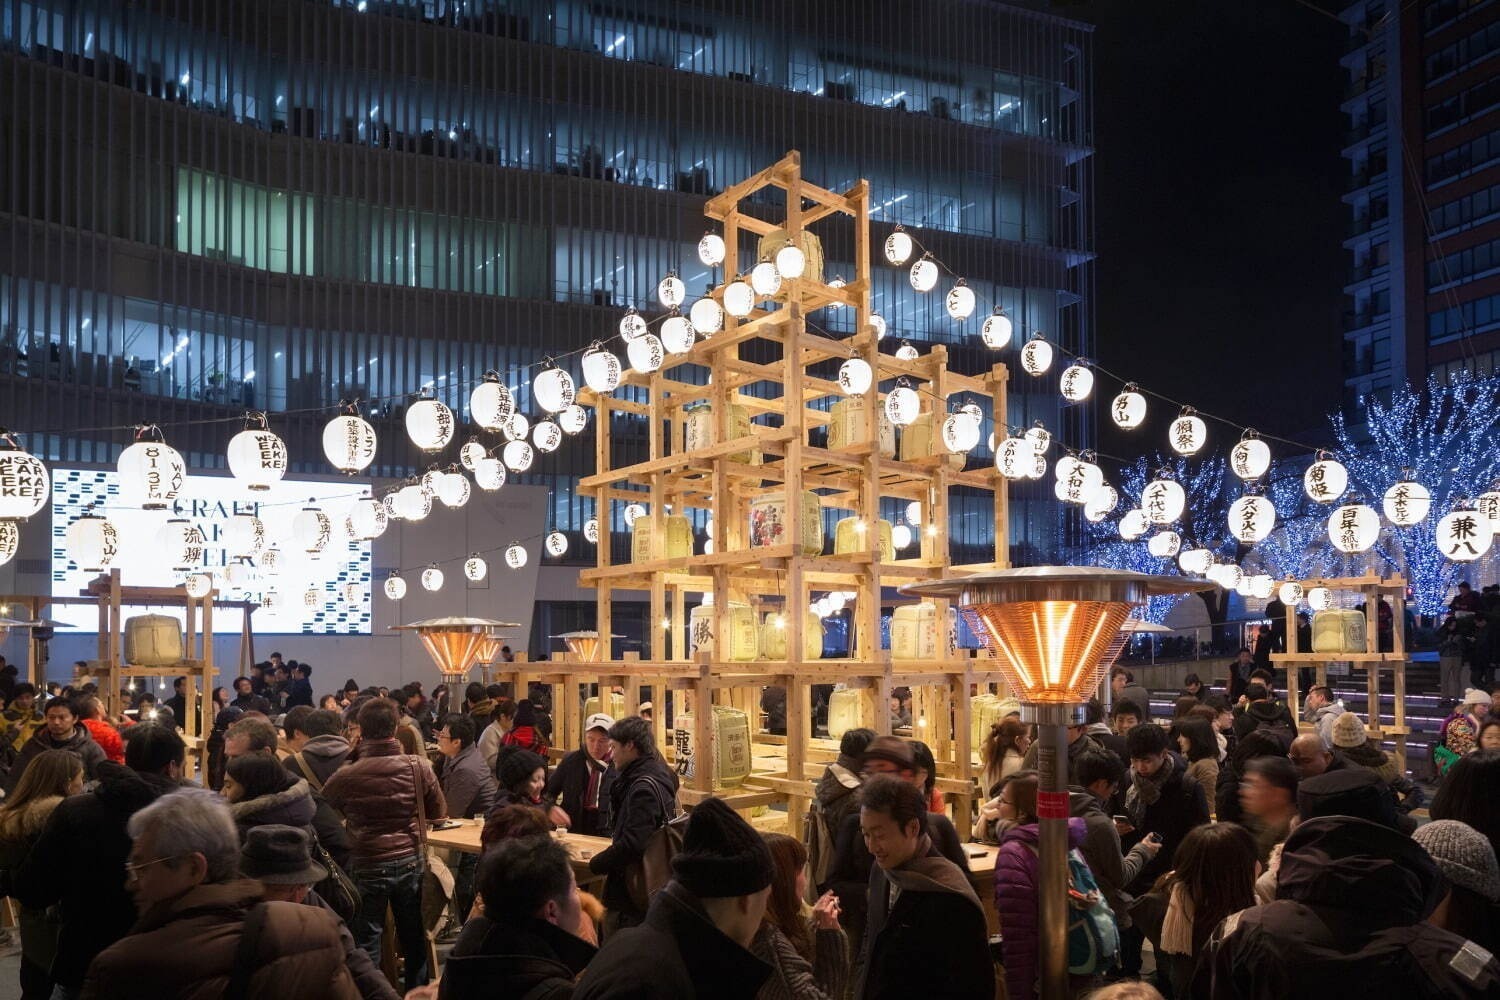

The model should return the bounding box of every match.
[1063,1,1349,453]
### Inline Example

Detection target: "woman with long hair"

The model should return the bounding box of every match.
[750,833,849,1000]
[499,699,549,756]
[908,740,944,814]
[981,718,1031,797]
[1171,717,1221,805]
[0,750,83,999]
[1158,822,1259,996]
[211,686,230,712]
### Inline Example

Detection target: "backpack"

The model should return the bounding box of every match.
[1024,844,1119,975]
[802,802,836,904]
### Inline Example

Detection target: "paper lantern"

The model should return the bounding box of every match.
[502,440,534,472]
[1168,410,1207,456]
[996,437,1031,478]
[661,315,695,355]
[504,412,530,443]
[868,313,887,340]
[505,543,528,569]
[1059,365,1094,402]
[582,346,622,394]
[342,582,361,604]
[1228,495,1276,544]
[1278,581,1303,605]
[260,547,282,575]
[1025,425,1053,455]
[1147,531,1182,558]
[184,573,213,599]
[1436,508,1493,562]
[262,588,282,610]
[0,522,17,566]
[226,421,288,492]
[225,559,258,590]
[533,367,576,413]
[406,398,455,452]
[750,260,781,297]
[624,503,646,526]
[474,457,506,491]
[531,420,563,454]
[463,555,488,582]
[1178,548,1213,575]
[470,376,515,431]
[884,228,913,265]
[945,281,976,320]
[1218,564,1244,591]
[584,518,599,543]
[1307,586,1333,611]
[224,512,266,557]
[345,498,387,541]
[546,531,569,556]
[156,518,205,571]
[942,411,982,453]
[0,436,48,522]
[302,586,321,610]
[1054,456,1104,505]
[698,232,726,267]
[775,244,806,279]
[421,468,442,494]
[1328,503,1380,553]
[1476,490,1500,532]
[459,440,486,471]
[689,297,724,336]
[1304,456,1348,504]
[1230,434,1271,481]
[980,309,1013,349]
[1111,388,1147,430]
[838,358,873,396]
[384,573,406,600]
[885,384,919,426]
[723,281,755,317]
[558,405,588,435]
[619,308,648,341]
[1017,336,1052,376]
[421,564,444,591]
[627,333,665,373]
[436,471,471,508]
[892,523,913,549]
[117,437,186,511]
[1119,509,1148,541]
[895,342,919,361]
[1250,575,1275,600]
[292,505,332,554]
[1235,574,1256,598]
[1027,452,1048,480]
[908,257,938,292]
[657,273,685,308]
[1084,485,1119,522]
[1142,478,1186,525]
[65,512,119,572]
[322,412,377,473]
[1383,478,1432,526]
[395,484,432,522]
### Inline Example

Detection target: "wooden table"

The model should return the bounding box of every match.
[426,820,612,880]
[963,841,1000,935]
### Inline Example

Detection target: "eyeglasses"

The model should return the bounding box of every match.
[124,856,180,881]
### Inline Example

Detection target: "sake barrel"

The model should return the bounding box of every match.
[891,602,940,661]
[689,600,759,662]
[834,516,894,562]
[749,490,823,556]
[827,396,896,458]
[123,614,184,667]
[674,705,752,789]
[631,514,693,563]
[759,609,824,661]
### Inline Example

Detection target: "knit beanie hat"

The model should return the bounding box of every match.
[1331,711,1367,749]
[1463,688,1493,708]
[496,745,546,793]
[1413,820,1500,902]
[860,735,915,772]
[670,797,774,899]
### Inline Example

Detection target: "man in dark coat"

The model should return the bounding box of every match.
[574,797,773,1000]
[4,696,107,795]
[441,835,597,999]
[284,663,315,710]
[1231,682,1296,746]
[1201,815,1500,998]
[230,676,273,716]
[543,713,617,837]
[434,712,497,923]
[854,775,992,1000]
[588,716,678,929]
[9,725,185,998]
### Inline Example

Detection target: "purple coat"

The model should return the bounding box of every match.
[995,817,1088,1000]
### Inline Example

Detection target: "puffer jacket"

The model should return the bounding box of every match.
[995,817,1088,1000]
[1,705,44,752]
[229,776,351,872]
[4,724,107,795]
[322,738,446,864]
[80,718,125,764]
[81,879,360,1000]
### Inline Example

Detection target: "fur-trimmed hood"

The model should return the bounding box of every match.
[0,793,64,845]
[230,777,316,830]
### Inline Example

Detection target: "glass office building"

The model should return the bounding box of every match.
[0,0,1095,640]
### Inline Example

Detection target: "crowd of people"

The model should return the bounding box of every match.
[0,648,1492,999]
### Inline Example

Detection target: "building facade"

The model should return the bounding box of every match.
[0,0,1094,649]
[1340,0,1500,412]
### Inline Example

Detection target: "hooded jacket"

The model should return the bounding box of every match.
[1,704,44,752]
[858,840,993,1000]
[284,733,352,790]
[229,775,352,873]
[573,880,771,1000]
[544,745,616,837]
[813,759,863,835]
[1069,788,1148,925]
[1201,816,1500,999]
[4,723,107,795]
[12,761,181,986]
[1307,701,1346,747]
[995,818,1088,1000]
[440,912,597,1000]
[1232,701,1296,746]
[588,753,679,917]
[322,737,447,864]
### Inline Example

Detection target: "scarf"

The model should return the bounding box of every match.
[1125,752,1178,826]
[1160,882,1195,957]
[583,756,607,812]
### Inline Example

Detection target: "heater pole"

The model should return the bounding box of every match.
[1033,703,1078,1000]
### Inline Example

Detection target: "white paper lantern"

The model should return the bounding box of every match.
[395,484,432,522]
[1147,531,1182,558]
[1020,338,1053,375]
[1084,485,1120,522]
[156,518,205,571]
[345,498,388,541]
[1178,548,1213,575]
[689,297,724,336]
[775,244,806,279]
[436,471,471,508]
[505,543,528,569]
[0,522,17,566]
[1436,508,1494,562]
[980,309,1013,350]
[502,440,534,472]
[1327,503,1380,553]
[1383,478,1432,526]
[421,564,444,591]
[470,377,514,431]
[909,257,938,292]
[619,309,648,341]
[65,512,119,572]
[945,281,976,320]
[838,358,873,396]
[342,582,362,604]
[698,232,726,267]
[260,547,282,575]
[1250,575,1276,600]
[1230,435,1272,481]
[884,229,914,265]
[532,420,563,453]
[705,518,715,539]
[459,440,486,471]
[225,559,258,590]
[262,588,282,610]
[1168,411,1207,456]
[892,523,913,549]
[1027,452,1048,480]
[406,398,455,452]
[533,367,576,414]
[1059,365,1094,402]
[906,501,922,524]
[463,554,488,581]
[584,518,599,543]
[1235,574,1256,598]
[1025,425,1053,455]
[1056,457,1105,505]
[1228,495,1276,544]
[661,315,695,355]
[226,424,288,492]
[117,438,186,511]
[558,405,588,435]
[623,503,646,526]
[703,537,715,555]
[1307,586,1334,611]
[582,346,622,394]
[224,512,266,558]
[750,260,782,297]
[894,342,919,361]
[321,413,377,474]
[421,468,442,494]
[722,281,755,318]
[1119,509,1149,541]
[942,411,982,454]
[504,412,531,443]
[184,573,213,599]
[292,505,332,554]
[474,457,506,491]
[996,437,1032,479]
[868,313,887,340]
[302,586,322,610]
[384,573,406,600]
[1304,457,1348,504]
[1476,490,1500,532]
[545,531,569,556]
[1278,581,1303,605]
[1110,388,1147,430]
[657,273,685,308]
[1142,478,1187,525]
[627,333,665,373]
[1219,565,1244,591]
[885,384,919,426]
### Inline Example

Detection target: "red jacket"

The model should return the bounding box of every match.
[81,718,125,764]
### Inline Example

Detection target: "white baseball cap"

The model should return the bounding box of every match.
[585,713,615,733]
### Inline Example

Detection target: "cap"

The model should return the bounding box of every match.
[584,713,615,733]
[1414,819,1500,902]
[670,797,774,899]
[240,825,328,886]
